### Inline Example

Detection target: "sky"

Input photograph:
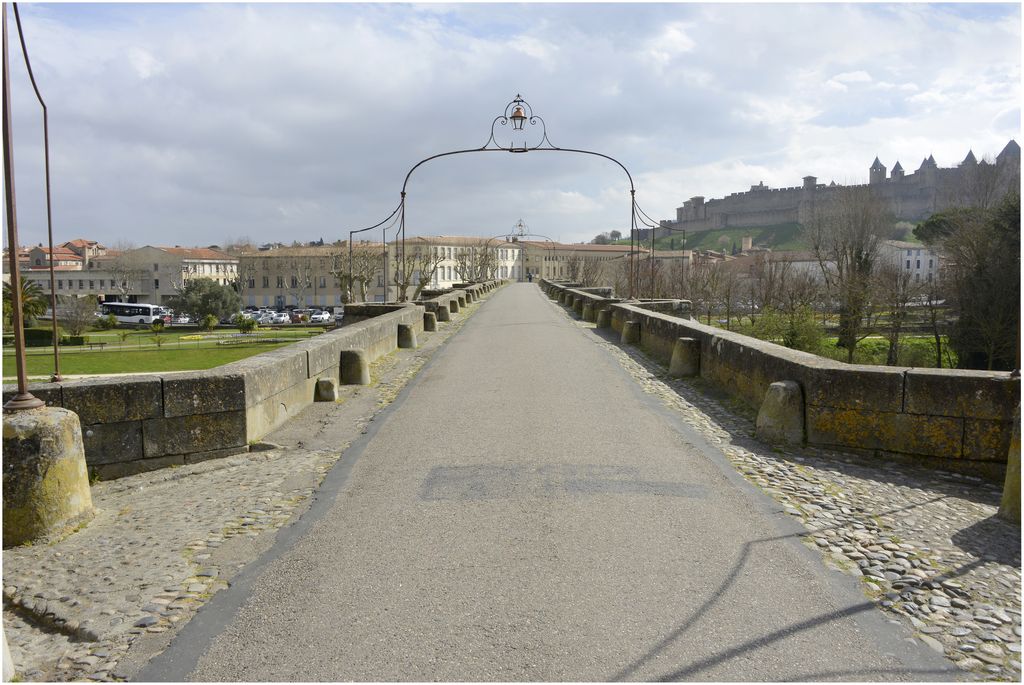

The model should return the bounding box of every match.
[5,2,1021,249]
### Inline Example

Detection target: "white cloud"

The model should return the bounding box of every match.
[5,3,1019,248]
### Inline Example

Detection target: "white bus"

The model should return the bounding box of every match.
[100,302,172,326]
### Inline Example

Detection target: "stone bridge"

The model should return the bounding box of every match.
[2,281,1020,682]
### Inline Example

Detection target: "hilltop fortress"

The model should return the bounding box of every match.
[660,140,1020,234]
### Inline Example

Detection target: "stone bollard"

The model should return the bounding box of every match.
[574,297,584,317]
[755,381,805,445]
[437,305,451,322]
[669,337,700,377]
[458,295,467,308]
[621,320,640,345]
[340,350,371,385]
[423,311,437,332]
[3,407,94,548]
[999,404,1020,523]
[398,323,417,349]
[582,303,595,322]
[449,299,460,314]
[596,309,611,328]
[315,378,339,402]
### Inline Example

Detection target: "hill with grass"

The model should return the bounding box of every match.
[619,220,921,253]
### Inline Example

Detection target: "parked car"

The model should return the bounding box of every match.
[308,310,331,323]
[257,312,275,325]
[172,314,191,325]
[290,309,311,323]
[271,312,290,325]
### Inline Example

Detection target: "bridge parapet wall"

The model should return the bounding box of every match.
[3,304,432,480]
[537,282,1018,481]
[613,302,1018,479]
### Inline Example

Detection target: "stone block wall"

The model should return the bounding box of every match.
[543,280,1019,481]
[3,282,502,479]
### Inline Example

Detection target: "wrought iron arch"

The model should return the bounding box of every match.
[347,95,658,301]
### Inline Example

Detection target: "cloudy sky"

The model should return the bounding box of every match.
[6,2,1020,249]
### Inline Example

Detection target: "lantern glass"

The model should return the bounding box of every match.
[510,106,526,130]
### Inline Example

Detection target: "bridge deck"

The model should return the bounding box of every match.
[147,283,952,681]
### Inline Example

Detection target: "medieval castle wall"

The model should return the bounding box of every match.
[659,140,1020,236]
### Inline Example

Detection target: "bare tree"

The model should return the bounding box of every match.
[409,248,446,301]
[285,259,313,307]
[920,277,949,368]
[804,186,892,362]
[945,157,1018,211]
[234,259,258,304]
[876,260,923,365]
[332,245,383,303]
[747,253,791,325]
[58,294,99,336]
[565,254,584,282]
[580,257,604,287]
[107,245,147,302]
[716,262,743,330]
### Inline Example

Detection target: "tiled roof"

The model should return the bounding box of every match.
[158,247,236,260]
[518,241,636,253]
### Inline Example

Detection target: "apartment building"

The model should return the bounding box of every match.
[20,245,238,306]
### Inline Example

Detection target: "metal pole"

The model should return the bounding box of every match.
[2,3,43,410]
[649,222,655,300]
[13,3,59,382]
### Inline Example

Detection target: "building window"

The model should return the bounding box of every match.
[928,259,933,269]
[277,276,284,288]
[906,260,911,269]
[78,280,84,289]
[914,273,920,282]
[154,279,160,290]
[319,277,326,288]
[377,275,384,287]
[99,280,105,288]
[89,280,94,289]
[263,276,270,288]
[248,278,256,289]
[928,272,933,282]
[916,259,920,269]
[291,276,298,288]
[34,258,41,266]
[906,249,912,256]
[57,280,63,290]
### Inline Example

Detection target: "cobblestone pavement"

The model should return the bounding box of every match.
[1,294,489,682]
[567,312,1021,682]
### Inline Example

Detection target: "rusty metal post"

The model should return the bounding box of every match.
[2,2,43,410]
[13,3,60,382]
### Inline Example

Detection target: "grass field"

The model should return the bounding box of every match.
[6,342,297,378]
[2,325,326,379]
[627,220,923,253]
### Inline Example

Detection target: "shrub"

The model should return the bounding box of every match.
[198,313,218,331]
[95,313,118,330]
[61,335,86,346]
[234,314,258,334]
[24,328,56,347]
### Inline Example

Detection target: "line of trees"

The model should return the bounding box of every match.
[609,182,1018,371]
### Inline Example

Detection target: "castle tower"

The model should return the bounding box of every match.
[996,139,1020,167]
[917,155,938,187]
[961,150,978,166]
[891,161,904,181]
[869,157,887,185]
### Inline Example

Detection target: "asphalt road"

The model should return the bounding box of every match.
[140,283,954,681]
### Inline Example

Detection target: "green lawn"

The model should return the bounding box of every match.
[2,325,327,378]
[5,342,296,378]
